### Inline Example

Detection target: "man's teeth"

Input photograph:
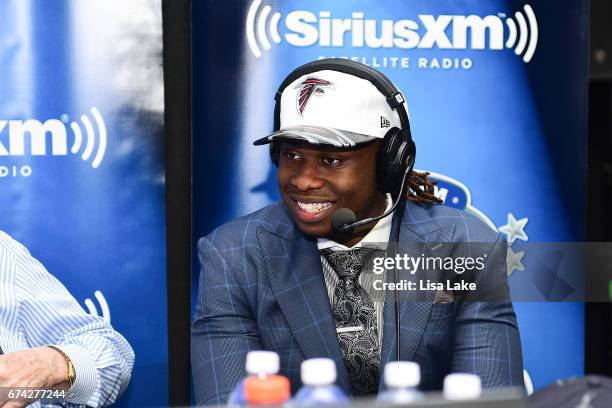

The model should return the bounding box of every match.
[297,201,333,213]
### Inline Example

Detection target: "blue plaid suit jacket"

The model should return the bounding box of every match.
[192,201,524,405]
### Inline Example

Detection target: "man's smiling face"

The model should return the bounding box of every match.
[276,140,386,246]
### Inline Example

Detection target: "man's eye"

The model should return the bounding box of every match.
[284,151,301,160]
[322,157,341,166]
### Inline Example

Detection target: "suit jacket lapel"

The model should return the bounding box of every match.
[258,220,351,392]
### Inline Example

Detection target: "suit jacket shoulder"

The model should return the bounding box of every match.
[199,201,293,248]
[402,201,501,244]
[196,202,297,305]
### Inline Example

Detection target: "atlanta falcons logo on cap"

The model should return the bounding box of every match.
[294,77,334,116]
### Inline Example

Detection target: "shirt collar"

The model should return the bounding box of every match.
[317,193,393,252]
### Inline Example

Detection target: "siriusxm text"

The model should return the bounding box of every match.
[285,12,505,50]
[0,119,68,156]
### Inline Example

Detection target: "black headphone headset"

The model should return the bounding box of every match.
[269,58,416,199]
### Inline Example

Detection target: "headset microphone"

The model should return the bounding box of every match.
[331,208,357,231]
[331,155,413,233]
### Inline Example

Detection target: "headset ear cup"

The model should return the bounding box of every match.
[393,139,416,198]
[377,128,416,198]
[377,128,400,195]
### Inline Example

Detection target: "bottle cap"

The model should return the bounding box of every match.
[245,351,280,375]
[244,375,290,404]
[301,358,337,386]
[443,373,482,400]
[384,361,421,388]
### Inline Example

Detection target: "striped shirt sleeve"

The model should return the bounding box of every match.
[1,232,134,407]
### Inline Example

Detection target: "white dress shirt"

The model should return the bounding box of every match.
[317,194,393,345]
[0,230,135,407]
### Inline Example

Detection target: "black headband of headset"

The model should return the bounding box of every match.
[273,58,411,135]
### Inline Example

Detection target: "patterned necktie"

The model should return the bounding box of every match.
[320,247,381,395]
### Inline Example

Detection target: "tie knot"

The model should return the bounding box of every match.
[320,247,375,280]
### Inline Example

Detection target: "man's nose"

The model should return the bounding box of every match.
[291,161,325,191]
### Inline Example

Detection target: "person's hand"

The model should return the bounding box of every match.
[0,347,70,407]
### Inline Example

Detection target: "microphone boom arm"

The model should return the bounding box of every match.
[336,163,412,233]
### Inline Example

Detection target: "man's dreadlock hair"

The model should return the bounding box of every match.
[405,170,443,204]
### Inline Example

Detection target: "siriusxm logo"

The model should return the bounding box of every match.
[0,107,107,169]
[246,1,538,63]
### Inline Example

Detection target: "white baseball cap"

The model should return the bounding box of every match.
[253,69,407,148]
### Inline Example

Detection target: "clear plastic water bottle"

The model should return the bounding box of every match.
[292,358,349,405]
[227,351,280,407]
[377,361,425,403]
[443,373,482,400]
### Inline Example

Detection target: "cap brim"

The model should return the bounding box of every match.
[253,126,377,147]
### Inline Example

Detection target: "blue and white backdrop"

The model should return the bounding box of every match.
[194,0,588,393]
[0,1,167,406]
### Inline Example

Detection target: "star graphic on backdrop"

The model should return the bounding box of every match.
[506,247,525,276]
[499,213,529,244]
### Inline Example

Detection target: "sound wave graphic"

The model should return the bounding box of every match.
[504,5,538,63]
[246,0,281,58]
[69,107,107,169]
[84,290,111,323]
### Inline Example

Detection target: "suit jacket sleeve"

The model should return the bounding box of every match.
[191,235,263,406]
[451,236,524,389]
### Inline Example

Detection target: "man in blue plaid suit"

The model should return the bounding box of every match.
[192,60,523,405]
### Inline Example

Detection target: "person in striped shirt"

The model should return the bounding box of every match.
[0,230,135,407]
